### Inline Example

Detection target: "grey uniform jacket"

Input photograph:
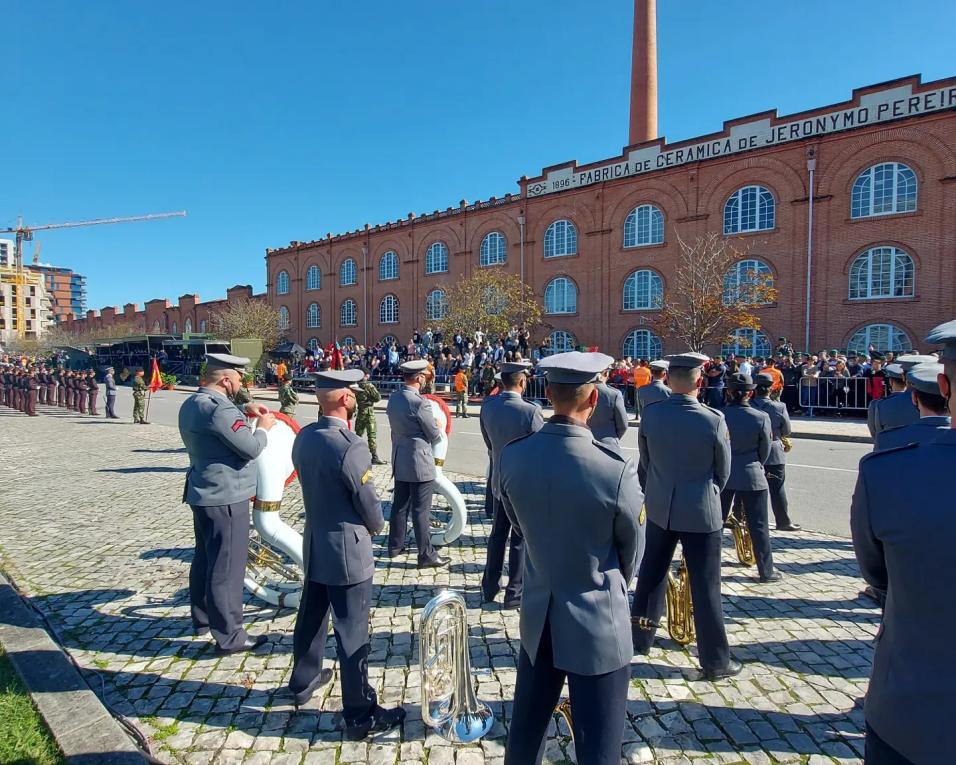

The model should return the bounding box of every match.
[873,415,951,452]
[850,430,956,763]
[722,403,772,491]
[589,383,629,445]
[867,391,919,437]
[639,394,731,533]
[499,420,644,676]
[292,416,385,586]
[386,386,443,482]
[637,379,671,415]
[105,373,117,395]
[179,387,267,506]
[478,391,544,499]
[751,396,791,465]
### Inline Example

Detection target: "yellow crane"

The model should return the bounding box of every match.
[1,211,186,338]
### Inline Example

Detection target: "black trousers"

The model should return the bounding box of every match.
[630,521,731,673]
[505,620,629,765]
[388,479,438,563]
[764,464,792,526]
[866,722,915,764]
[189,501,251,650]
[484,464,495,520]
[719,488,774,579]
[481,496,524,604]
[106,393,117,418]
[290,577,377,725]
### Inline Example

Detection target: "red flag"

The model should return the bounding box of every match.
[148,358,162,393]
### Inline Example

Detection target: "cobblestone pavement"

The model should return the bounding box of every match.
[0,407,874,764]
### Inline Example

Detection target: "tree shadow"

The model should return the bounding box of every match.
[96,467,188,474]
[132,447,187,454]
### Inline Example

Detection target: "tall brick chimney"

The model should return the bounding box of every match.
[628,0,658,145]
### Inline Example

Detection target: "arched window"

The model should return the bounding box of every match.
[379,251,399,281]
[171,320,178,335]
[624,205,664,247]
[340,258,357,286]
[721,328,771,358]
[276,270,290,295]
[199,319,207,333]
[308,337,320,352]
[380,294,399,324]
[723,259,774,305]
[425,289,448,321]
[425,242,448,274]
[306,265,321,291]
[278,307,290,331]
[851,162,917,219]
[544,219,577,258]
[341,337,355,348]
[849,246,915,300]
[623,270,663,311]
[622,329,662,360]
[847,323,912,355]
[723,186,775,234]
[183,318,192,334]
[340,299,357,327]
[479,231,507,266]
[544,277,577,315]
[152,320,161,332]
[547,330,576,354]
[306,302,321,328]
[381,334,397,347]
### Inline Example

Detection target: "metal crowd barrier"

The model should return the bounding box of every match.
[798,376,870,416]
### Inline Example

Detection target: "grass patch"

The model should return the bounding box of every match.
[0,647,65,765]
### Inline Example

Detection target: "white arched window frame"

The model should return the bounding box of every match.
[171,321,178,335]
[547,330,576,354]
[340,299,357,327]
[623,205,664,247]
[851,162,917,219]
[723,259,774,305]
[341,336,356,348]
[183,318,192,334]
[623,269,663,311]
[276,270,290,295]
[306,302,321,328]
[425,289,448,321]
[381,334,397,346]
[479,232,507,266]
[306,265,321,291]
[340,258,357,286]
[425,242,449,274]
[199,319,207,333]
[379,294,399,324]
[847,324,912,355]
[723,186,775,234]
[849,247,915,300]
[544,277,577,315]
[277,307,290,331]
[544,219,578,258]
[622,329,662,360]
[721,328,771,358]
[379,251,399,281]
[308,337,320,352]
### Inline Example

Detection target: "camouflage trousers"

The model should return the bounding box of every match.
[133,395,146,423]
[455,391,468,416]
[355,412,378,458]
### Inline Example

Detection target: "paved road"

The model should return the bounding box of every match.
[110,386,867,537]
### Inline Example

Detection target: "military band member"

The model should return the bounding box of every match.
[631,352,741,680]
[637,359,671,416]
[179,353,275,655]
[132,368,148,424]
[278,375,298,417]
[588,370,629,447]
[104,366,119,419]
[479,360,543,609]
[26,369,39,416]
[850,320,956,763]
[86,370,99,415]
[354,369,386,464]
[288,368,405,738]
[1,365,10,407]
[76,370,87,414]
[719,373,778,582]
[37,366,46,405]
[867,363,917,437]
[57,369,66,407]
[499,352,644,765]
[385,359,448,568]
[874,362,950,451]
[46,367,57,409]
[752,373,800,530]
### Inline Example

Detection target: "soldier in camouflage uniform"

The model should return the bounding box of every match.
[354,369,386,464]
[231,378,253,407]
[132,368,149,424]
[278,376,299,416]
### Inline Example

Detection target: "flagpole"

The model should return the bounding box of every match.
[145,387,153,423]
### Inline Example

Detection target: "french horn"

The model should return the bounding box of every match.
[423,394,466,547]
[727,504,756,567]
[665,552,696,646]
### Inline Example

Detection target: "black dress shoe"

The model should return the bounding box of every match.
[502,600,521,610]
[344,705,406,741]
[481,589,499,604]
[759,571,783,583]
[417,555,450,569]
[291,668,333,708]
[701,659,743,681]
[371,457,387,465]
[387,548,406,558]
[776,523,802,531]
[214,634,269,656]
[193,626,210,638]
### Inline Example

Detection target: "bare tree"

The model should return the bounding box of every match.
[437,267,543,342]
[209,297,282,350]
[652,233,777,353]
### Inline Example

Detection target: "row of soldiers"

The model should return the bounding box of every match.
[1,365,103,416]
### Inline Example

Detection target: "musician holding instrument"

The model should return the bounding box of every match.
[718,372,779,583]
[179,353,275,655]
[287,368,405,738]
[631,352,741,680]
[498,351,644,765]
[751,373,800,531]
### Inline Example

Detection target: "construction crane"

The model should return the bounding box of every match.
[1,210,186,339]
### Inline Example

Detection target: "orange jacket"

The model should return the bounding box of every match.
[633,366,651,388]
[453,371,467,393]
[763,365,784,392]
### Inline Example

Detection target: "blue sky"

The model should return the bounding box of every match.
[3,1,954,310]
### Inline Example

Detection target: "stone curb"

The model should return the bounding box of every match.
[0,572,148,765]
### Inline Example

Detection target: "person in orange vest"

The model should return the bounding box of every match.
[633,359,652,389]
[276,359,288,382]
[762,362,785,401]
[453,366,469,418]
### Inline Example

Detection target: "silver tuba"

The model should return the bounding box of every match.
[420,590,495,743]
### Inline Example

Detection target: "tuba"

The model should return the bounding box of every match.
[665,553,696,646]
[423,394,467,547]
[727,504,756,567]
[420,590,495,743]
